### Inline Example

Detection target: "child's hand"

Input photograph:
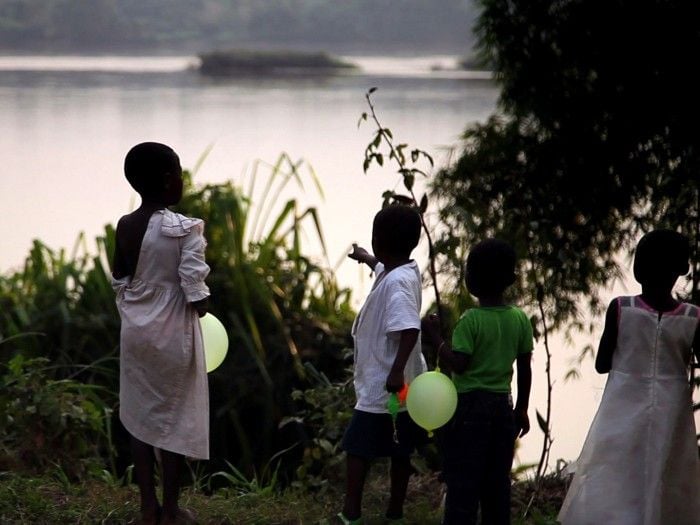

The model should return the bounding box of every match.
[348,243,370,264]
[421,313,442,345]
[385,369,405,393]
[514,407,530,438]
[191,298,209,318]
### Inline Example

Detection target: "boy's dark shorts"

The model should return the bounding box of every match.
[341,409,429,459]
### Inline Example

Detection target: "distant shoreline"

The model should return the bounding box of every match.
[197,49,356,77]
[0,54,493,80]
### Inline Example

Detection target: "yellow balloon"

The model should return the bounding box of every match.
[199,313,228,373]
[406,371,457,433]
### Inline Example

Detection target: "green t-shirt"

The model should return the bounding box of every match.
[451,306,533,393]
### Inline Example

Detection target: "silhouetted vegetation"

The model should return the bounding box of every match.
[432,0,700,331]
[198,49,356,76]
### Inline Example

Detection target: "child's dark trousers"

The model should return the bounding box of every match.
[442,390,516,525]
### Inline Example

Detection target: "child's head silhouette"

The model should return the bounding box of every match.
[466,239,516,298]
[371,204,421,261]
[633,229,689,288]
[124,142,182,204]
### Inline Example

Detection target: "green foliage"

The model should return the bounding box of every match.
[511,472,569,525]
[285,362,354,492]
[359,88,448,339]
[209,447,295,498]
[0,355,111,479]
[433,0,700,330]
[175,154,354,473]
[0,229,120,385]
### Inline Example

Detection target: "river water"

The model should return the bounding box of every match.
[1,54,695,467]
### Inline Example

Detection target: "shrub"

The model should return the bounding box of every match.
[0,355,112,480]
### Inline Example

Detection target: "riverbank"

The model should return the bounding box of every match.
[0,468,565,524]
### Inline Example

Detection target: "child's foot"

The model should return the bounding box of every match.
[160,507,197,525]
[335,511,362,524]
[135,505,161,525]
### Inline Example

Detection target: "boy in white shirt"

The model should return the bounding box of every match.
[338,205,428,525]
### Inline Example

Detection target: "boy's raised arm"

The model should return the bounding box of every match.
[348,244,378,270]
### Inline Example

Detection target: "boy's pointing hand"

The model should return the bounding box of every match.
[348,243,370,263]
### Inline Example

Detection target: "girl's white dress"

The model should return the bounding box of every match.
[112,209,210,459]
[559,295,700,525]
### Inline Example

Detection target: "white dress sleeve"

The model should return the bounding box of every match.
[178,222,210,302]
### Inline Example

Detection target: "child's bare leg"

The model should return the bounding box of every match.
[130,435,159,523]
[342,453,370,520]
[159,448,192,523]
[387,455,411,519]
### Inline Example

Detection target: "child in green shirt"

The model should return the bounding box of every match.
[423,238,533,525]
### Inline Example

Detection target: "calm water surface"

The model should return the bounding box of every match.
[0,55,495,280]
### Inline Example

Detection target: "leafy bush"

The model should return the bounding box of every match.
[285,362,354,492]
[0,355,112,479]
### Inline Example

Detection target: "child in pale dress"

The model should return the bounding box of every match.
[112,142,210,525]
[559,230,700,525]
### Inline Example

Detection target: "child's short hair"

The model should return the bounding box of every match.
[466,238,516,296]
[372,205,421,258]
[124,142,180,198]
[633,229,689,283]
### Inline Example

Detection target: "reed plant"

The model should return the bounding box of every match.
[176,153,354,478]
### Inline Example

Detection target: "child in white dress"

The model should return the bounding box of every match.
[559,230,700,525]
[112,142,210,525]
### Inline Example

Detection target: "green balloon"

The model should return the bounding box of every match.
[406,371,457,432]
[200,313,228,373]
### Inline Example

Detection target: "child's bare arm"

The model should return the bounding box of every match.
[595,299,619,374]
[421,314,471,374]
[514,353,532,437]
[437,341,471,374]
[112,217,134,279]
[386,328,419,392]
[348,244,378,270]
[112,222,127,279]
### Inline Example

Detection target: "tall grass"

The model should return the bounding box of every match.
[0,229,120,388]
[177,153,354,476]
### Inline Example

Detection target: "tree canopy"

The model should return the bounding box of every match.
[432,0,700,331]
